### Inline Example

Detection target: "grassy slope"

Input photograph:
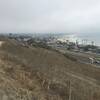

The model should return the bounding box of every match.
[0,39,100,100]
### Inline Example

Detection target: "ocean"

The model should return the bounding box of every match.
[53,33,100,46]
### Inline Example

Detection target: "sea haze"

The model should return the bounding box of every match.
[77,33,100,46]
[48,33,100,46]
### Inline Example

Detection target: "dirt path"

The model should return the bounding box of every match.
[64,71,100,88]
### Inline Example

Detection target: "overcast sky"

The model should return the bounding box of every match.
[0,0,100,34]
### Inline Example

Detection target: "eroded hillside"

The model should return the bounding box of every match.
[0,38,100,100]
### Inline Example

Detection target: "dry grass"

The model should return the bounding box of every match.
[0,38,100,100]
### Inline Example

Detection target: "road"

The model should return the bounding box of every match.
[57,49,100,67]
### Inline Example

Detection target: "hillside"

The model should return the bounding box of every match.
[0,38,100,100]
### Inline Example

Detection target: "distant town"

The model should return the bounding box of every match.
[1,33,100,65]
[2,33,99,52]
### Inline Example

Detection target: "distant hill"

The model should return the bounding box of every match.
[0,38,100,100]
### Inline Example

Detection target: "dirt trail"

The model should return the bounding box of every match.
[64,71,100,88]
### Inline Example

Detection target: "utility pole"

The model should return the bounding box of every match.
[82,39,88,45]
[69,80,72,100]
[76,40,79,47]
[84,39,88,45]
[91,41,94,46]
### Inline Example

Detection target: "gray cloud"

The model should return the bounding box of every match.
[0,0,100,34]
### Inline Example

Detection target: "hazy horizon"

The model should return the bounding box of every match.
[0,0,100,44]
[1,32,100,46]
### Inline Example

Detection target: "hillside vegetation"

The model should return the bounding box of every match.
[0,38,100,100]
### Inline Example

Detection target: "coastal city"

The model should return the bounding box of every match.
[2,33,100,66]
